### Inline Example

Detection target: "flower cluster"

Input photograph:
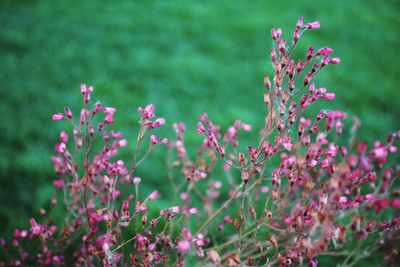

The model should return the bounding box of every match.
[1,17,399,266]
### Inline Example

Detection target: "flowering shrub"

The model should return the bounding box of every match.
[1,17,399,266]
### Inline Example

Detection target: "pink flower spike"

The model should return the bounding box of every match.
[317,47,334,56]
[323,93,336,100]
[196,122,206,134]
[330,57,341,64]
[52,113,64,121]
[307,21,320,29]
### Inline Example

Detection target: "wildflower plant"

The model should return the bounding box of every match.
[1,17,399,266]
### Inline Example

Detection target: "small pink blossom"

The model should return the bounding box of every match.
[279,136,293,151]
[371,146,387,160]
[170,206,180,214]
[150,135,160,145]
[103,107,116,115]
[64,107,72,119]
[196,122,206,134]
[53,179,64,190]
[177,240,191,254]
[133,177,141,185]
[323,93,335,100]
[241,123,252,131]
[148,118,165,129]
[271,28,282,40]
[216,145,225,158]
[296,17,304,28]
[52,113,64,121]
[118,139,128,147]
[29,218,41,235]
[306,21,320,29]
[147,191,160,201]
[60,131,68,143]
[339,196,348,204]
[330,57,341,64]
[188,208,198,214]
[138,104,155,120]
[317,47,334,56]
[80,84,93,104]
[80,109,88,125]
[104,114,114,124]
[207,250,221,264]
[391,199,400,209]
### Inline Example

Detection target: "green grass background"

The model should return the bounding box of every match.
[0,0,399,264]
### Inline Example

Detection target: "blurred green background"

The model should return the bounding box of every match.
[0,0,399,264]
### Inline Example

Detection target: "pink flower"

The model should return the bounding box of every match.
[339,196,348,204]
[148,118,165,129]
[306,21,320,29]
[279,136,293,151]
[307,46,315,60]
[330,57,341,64]
[317,47,334,56]
[118,139,128,147]
[133,177,141,185]
[196,122,206,134]
[177,240,191,254]
[296,17,304,28]
[371,146,387,160]
[80,84,93,104]
[29,218,41,235]
[104,114,114,124]
[64,107,72,119]
[150,135,160,145]
[53,179,64,190]
[323,93,335,100]
[138,104,155,120]
[207,250,221,264]
[170,206,180,214]
[80,109,88,125]
[188,208,198,214]
[216,145,225,158]
[52,113,64,121]
[241,123,252,131]
[103,107,116,115]
[60,131,68,143]
[122,200,130,210]
[271,28,282,40]
[391,199,400,209]
[147,191,160,201]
